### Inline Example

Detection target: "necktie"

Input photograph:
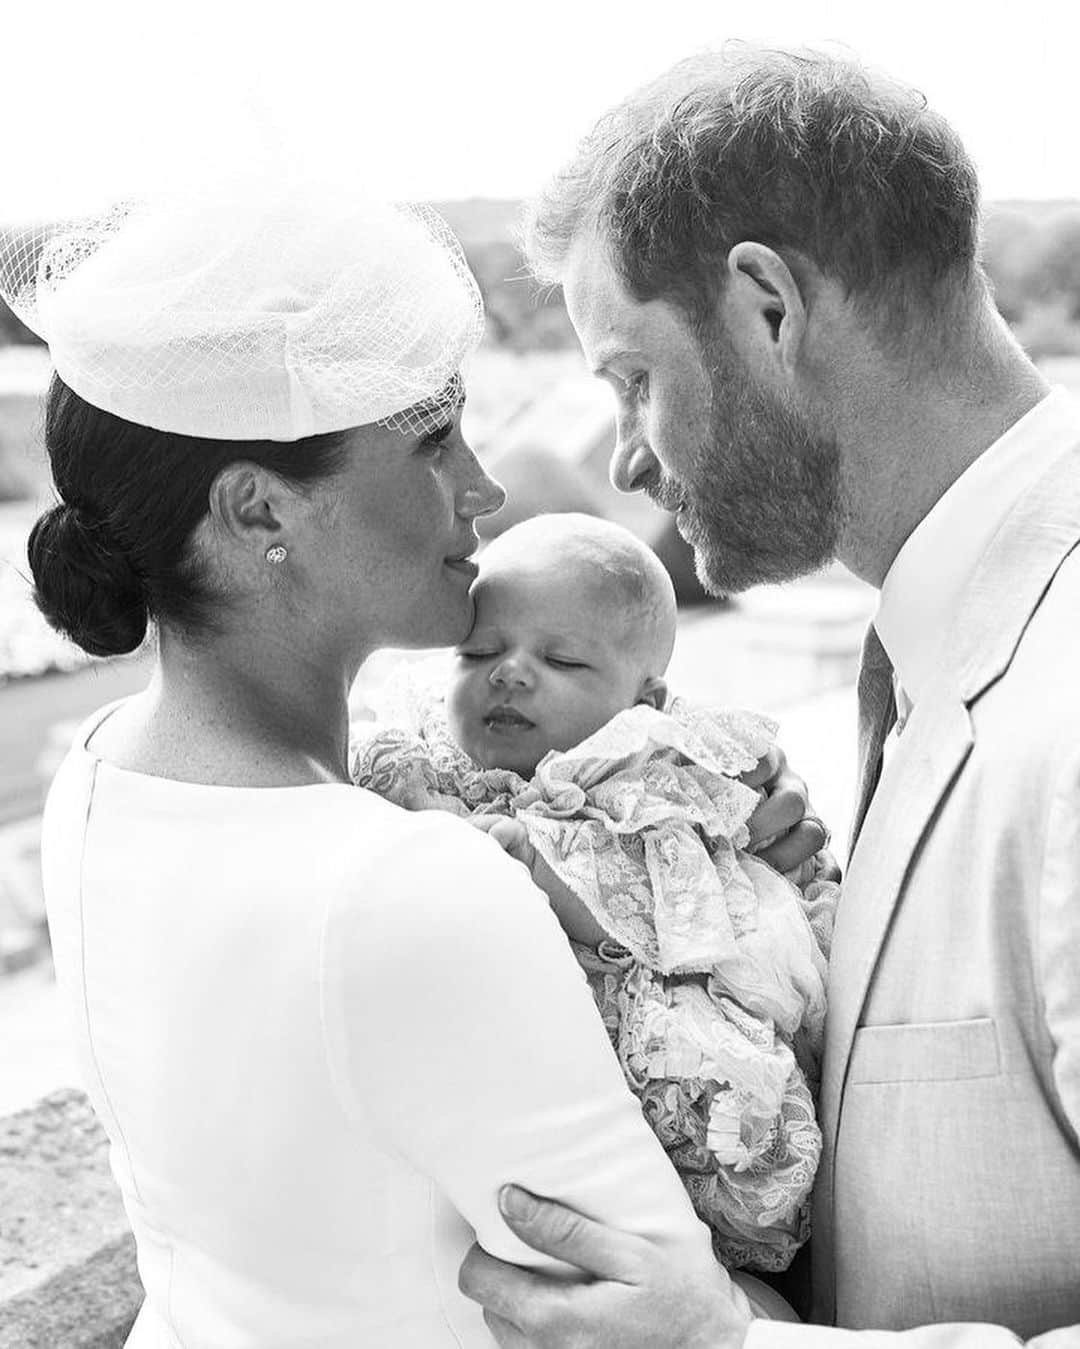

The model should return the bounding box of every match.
[849,624,897,855]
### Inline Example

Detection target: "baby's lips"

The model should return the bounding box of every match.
[484,707,536,729]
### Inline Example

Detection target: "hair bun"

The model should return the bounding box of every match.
[27,503,148,657]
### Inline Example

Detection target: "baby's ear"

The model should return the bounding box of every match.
[637,676,668,711]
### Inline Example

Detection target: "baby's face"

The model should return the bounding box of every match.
[447,562,654,777]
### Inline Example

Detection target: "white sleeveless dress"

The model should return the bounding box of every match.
[40,702,717,1347]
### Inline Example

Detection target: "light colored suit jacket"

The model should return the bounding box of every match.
[758,436,1080,1346]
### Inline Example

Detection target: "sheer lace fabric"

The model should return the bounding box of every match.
[353,696,838,1271]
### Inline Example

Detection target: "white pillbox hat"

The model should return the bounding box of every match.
[0,179,484,440]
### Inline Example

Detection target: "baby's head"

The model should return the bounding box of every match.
[447,513,677,776]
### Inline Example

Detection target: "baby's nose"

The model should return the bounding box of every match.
[490,656,530,688]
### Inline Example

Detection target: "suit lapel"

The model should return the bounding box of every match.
[814,690,973,1320]
[815,433,1080,1323]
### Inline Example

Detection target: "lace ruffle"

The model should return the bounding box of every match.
[352,696,838,1271]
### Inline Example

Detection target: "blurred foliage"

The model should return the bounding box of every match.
[464,237,577,351]
[981,204,1080,353]
[445,198,1080,357]
[1,198,1078,355]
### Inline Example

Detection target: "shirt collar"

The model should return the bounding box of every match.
[876,386,1080,708]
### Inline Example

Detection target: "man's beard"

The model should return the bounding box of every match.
[652,339,844,596]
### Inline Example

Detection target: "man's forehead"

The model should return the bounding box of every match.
[561,232,642,361]
[561,230,693,371]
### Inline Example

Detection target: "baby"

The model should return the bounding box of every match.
[354,513,836,1275]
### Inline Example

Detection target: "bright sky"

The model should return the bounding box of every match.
[3,0,1076,220]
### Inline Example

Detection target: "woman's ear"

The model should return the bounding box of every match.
[637,676,668,711]
[723,241,809,380]
[207,462,288,551]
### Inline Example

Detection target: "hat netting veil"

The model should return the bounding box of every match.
[0,183,484,440]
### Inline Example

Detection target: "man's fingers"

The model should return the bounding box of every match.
[738,744,782,791]
[483,1309,530,1348]
[758,818,829,873]
[496,1186,645,1283]
[459,1244,547,1324]
[782,857,818,889]
[746,781,806,847]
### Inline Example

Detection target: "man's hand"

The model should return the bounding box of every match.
[742,744,832,875]
[458,1186,753,1348]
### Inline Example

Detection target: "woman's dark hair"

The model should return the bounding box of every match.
[28,377,352,657]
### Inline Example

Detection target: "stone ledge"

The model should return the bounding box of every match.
[0,1089,142,1347]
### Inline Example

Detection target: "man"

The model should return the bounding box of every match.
[459,45,1080,1347]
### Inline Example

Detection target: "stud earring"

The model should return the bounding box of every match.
[265,545,288,564]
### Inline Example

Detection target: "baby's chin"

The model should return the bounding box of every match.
[455,725,545,778]
[467,742,543,778]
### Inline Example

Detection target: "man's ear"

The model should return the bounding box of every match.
[207,462,288,551]
[723,241,809,380]
[636,676,668,711]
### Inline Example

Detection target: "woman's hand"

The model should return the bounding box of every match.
[471,815,609,947]
[470,815,536,869]
[459,1185,753,1348]
[741,744,833,876]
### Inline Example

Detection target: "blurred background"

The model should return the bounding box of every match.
[1,0,1078,1112]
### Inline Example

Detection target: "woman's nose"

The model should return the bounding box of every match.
[458,448,507,520]
[489,656,530,689]
[609,428,659,494]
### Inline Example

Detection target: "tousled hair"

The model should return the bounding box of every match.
[524,44,983,340]
[28,377,352,657]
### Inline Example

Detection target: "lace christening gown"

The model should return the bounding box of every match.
[354,697,838,1271]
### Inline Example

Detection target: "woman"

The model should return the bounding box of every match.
[4,182,813,1345]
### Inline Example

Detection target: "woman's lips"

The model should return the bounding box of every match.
[483,707,535,732]
[444,556,479,581]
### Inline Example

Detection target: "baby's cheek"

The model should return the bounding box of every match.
[445,676,476,751]
[555,689,626,752]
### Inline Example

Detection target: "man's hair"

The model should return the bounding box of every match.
[524,45,983,339]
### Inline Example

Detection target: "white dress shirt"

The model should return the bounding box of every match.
[876,386,1080,727]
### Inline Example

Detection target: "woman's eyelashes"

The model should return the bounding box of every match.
[419,421,455,454]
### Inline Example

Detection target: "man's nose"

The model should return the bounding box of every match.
[490,655,531,688]
[609,429,659,494]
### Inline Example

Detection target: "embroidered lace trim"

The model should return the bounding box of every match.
[353,694,839,1270]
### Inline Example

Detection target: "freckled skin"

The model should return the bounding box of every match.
[561,234,843,596]
[315,409,505,654]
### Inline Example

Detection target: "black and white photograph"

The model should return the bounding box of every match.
[1,1,1078,1344]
